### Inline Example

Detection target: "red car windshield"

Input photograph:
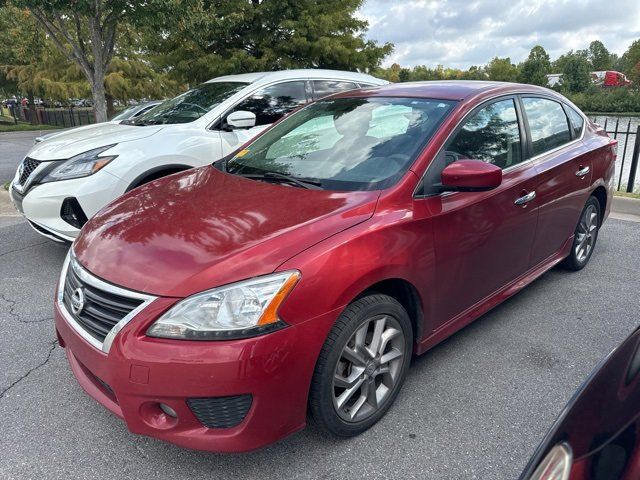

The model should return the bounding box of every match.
[226,97,456,191]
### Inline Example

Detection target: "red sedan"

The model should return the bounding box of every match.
[54,81,616,452]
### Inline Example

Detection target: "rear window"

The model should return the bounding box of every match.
[522,97,571,156]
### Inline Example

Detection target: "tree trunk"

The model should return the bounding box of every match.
[91,74,108,123]
[106,94,115,119]
[27,92,38,125]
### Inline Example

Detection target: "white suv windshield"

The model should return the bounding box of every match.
[226,97,455,191]
[132,82,248,125]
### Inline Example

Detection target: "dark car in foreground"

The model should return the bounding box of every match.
[54,81,616,452]
[521,326,640,480]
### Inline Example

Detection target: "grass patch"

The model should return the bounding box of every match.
[3,181,9,191]
[614,190,640,199]
[0,121,61,133]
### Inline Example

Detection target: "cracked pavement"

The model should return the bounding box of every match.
[1,216,640,479]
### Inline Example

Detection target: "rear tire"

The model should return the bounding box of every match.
[562,196,601,271]
[309,294,413,437]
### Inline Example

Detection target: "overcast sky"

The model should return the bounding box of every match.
[358,0,640,69]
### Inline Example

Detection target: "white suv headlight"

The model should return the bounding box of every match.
[146,271,300,340]
[41,144,117,182]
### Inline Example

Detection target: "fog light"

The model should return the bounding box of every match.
[159,403,177,418]
[60,197,88,229]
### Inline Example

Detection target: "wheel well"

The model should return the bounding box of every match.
[359,279,424,341]
[591,186,607,221]
[126,165,192,192]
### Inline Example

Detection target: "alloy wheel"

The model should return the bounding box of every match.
[332,315,406,422]
[575,204,598,263]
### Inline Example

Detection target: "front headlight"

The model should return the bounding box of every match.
[41,144,117,182]
[146,271,300,340]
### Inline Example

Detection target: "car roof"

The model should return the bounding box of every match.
[334,80,556,101]
[205,69,387,85]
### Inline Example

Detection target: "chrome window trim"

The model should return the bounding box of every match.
[57,250,157,354]
[413,91,588,199]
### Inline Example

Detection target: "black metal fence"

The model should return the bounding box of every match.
[589,116,639,193]
[6,104,96,128]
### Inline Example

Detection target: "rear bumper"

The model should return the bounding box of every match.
[54,295,339,452]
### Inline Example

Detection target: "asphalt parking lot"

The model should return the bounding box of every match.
[1,132,640,479]
[0,131,51,185]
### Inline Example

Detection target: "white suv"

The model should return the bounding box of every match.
[10,69,387,241]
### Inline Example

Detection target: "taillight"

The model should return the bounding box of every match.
[529,443,573,480]
[610,139,618,161]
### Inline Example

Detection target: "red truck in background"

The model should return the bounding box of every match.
[547,70,632,88]
[591,70,632,87]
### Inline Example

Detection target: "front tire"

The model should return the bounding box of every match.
[309,294,413,437]
[562,196,601,271]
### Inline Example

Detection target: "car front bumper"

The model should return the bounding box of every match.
[10,170,127,241]
[54,287,339,452]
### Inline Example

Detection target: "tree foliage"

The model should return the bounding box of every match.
[518,45,551,86]
[559,53,591,93]
[485,57,518,82]
[621,40,640,85]
[587,40,613,71]
[9,0,176,120]
[149,0,393,85]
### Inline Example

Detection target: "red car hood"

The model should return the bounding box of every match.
[74,166,379,297]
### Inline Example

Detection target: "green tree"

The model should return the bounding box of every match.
[0,5,45,121]
[621,40,640,85]
[560,54,591,93]
[587,40,613,71]
[11,0,176,121]
[519,45,551,86]
[553,49,588,73]
[486,57,518,82]
[151,0,393,85]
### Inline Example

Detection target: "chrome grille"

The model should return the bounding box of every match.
[19,157,41,185]
[58,254,155,352]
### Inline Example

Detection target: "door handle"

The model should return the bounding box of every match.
[576,166,590,177]
[514,191,536,206]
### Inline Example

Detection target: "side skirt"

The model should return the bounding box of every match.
[414,235,574,356]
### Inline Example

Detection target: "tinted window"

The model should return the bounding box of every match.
[522,97,571,156]
[233,81,307,126]
[132,82,247,125]
[565,106,584,138]
[312,80,358,99]
[227,97,455,191]
[447,99,522,169]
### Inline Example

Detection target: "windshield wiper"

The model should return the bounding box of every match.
[238,171,322,190]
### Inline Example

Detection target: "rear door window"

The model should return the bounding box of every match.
[312,80,358,100]
[522,97,571,156]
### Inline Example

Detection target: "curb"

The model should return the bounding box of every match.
[0,189,19,218]
[610,196,640,223]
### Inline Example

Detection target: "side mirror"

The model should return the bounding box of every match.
[440,160,502,192]
[226,110,256,129]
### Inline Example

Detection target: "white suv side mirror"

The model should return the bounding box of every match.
[226,110,256,129]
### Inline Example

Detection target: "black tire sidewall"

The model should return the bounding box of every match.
[309,294,413,437]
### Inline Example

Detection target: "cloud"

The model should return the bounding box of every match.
[358,0,640,69]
